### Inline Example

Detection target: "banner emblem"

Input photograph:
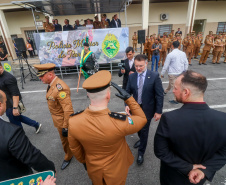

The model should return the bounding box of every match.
[102,34,120,59]
[3,63,11,72]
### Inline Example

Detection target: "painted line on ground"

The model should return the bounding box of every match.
[119,104,226,114]
[20,77,226,94]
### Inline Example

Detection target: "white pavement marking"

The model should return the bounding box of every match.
[119,104,226,114]
[20,77,226,94]
[20,85,122,94]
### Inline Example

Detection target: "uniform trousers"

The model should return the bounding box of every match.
[159,51,167,67]
[143,49,151,61]
[6,108,39,129]
[57,127,73,161]
[186,51,193,64]
[133,43,137,51]
[193,47,200,58]
[212,51,223,63]
[199,50,210,64]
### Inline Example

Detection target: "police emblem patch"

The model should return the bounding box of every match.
[56,83,63,91]
[128,117,134,125]
[59,91,66,99]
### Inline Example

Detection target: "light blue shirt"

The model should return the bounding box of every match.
[137,70,147,88]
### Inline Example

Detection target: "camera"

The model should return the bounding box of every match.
[118,60,125,70]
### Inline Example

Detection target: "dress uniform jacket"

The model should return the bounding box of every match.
[154,103,226,185]
[203,36,213,51]
[100,21,109,28]
[68,97,147,185]
[132,35,138,44]
[46,77,74,128]
[212,38,224,63]
[43,22,55,32]
[0,119,55,181]
[93,21,101,29]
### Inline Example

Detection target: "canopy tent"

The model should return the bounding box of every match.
[11,0,129,16]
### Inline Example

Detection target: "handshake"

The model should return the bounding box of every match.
[188,164,206,184]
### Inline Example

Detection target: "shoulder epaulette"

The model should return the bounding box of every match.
[70,110,84,117]
[109,112,127,121]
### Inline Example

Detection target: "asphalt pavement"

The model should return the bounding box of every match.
[3,55,226,185]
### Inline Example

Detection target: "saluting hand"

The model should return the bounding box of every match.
[111,82,131,101]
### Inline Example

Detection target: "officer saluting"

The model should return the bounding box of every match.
[33,63,74,170]
[68,70,147,185]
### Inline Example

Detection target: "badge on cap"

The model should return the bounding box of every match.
[56,83,63,91]
[59,91,66,99]
[128,117,134,125]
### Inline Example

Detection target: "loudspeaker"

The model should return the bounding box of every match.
[14,38,26,51]
[138,30,145,44]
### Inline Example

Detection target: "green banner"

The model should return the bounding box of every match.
[0,171,54,185]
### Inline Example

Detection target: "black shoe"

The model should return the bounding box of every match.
[133,140,140,149]
[199,63,201,65]
[212,63,215,64]
[203,63,207,65]
[217,63,220,64]
[169,100,179,104]
[137,155,144,165]
[163,92,167,96]
[189,64,192,66]
[61,158,72,170]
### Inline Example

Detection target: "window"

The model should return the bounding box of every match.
[216,22,226,34]
[158,24,173,37]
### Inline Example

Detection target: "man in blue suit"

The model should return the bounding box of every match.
[126,54,164,165]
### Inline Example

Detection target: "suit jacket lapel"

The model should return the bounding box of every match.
[142,70,151,94]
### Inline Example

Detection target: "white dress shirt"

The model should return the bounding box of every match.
[161,48,188,76]
[114,20,118,28]
[129,58,134,69]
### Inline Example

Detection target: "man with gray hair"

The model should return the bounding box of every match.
[154,70,226,185]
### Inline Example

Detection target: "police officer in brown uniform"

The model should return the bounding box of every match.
[182,34,189,52]
[68,70,147,185]
[43,16,55,32]
[199,31,214,65]
[212,34,224,64]
[168,30,174,40]
[159,33,169,67]
[93,16,101,29]
[132,32,138,52]
[33,63,74,170]
[143,36,151,61]
[186,35,194,65]
[194,33,203,59]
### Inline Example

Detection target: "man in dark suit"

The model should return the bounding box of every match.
[54,19,62,31]
[154,70,226,185]
[110,14,121,28]
[63,19,73,31]
[118,47,136,89]
[126,54,164,165]
[0,90,56,182]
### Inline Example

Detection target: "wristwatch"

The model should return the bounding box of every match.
[13,107,18,109]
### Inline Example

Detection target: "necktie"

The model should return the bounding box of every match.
[137,73,144,104]
[47,85,50,92]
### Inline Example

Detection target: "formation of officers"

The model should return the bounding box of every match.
[132,29,226,66]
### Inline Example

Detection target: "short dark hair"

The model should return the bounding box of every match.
[125,47,134,54]
[173,41,180,48]
[0,62,2,67]
[83,42,89,47]
[181,70,207,93]
[65,19,69,23]
[134,54,147,62]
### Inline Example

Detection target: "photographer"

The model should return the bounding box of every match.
[0,62,41,133]
[151,39,162,72]
[118,47,136,89]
